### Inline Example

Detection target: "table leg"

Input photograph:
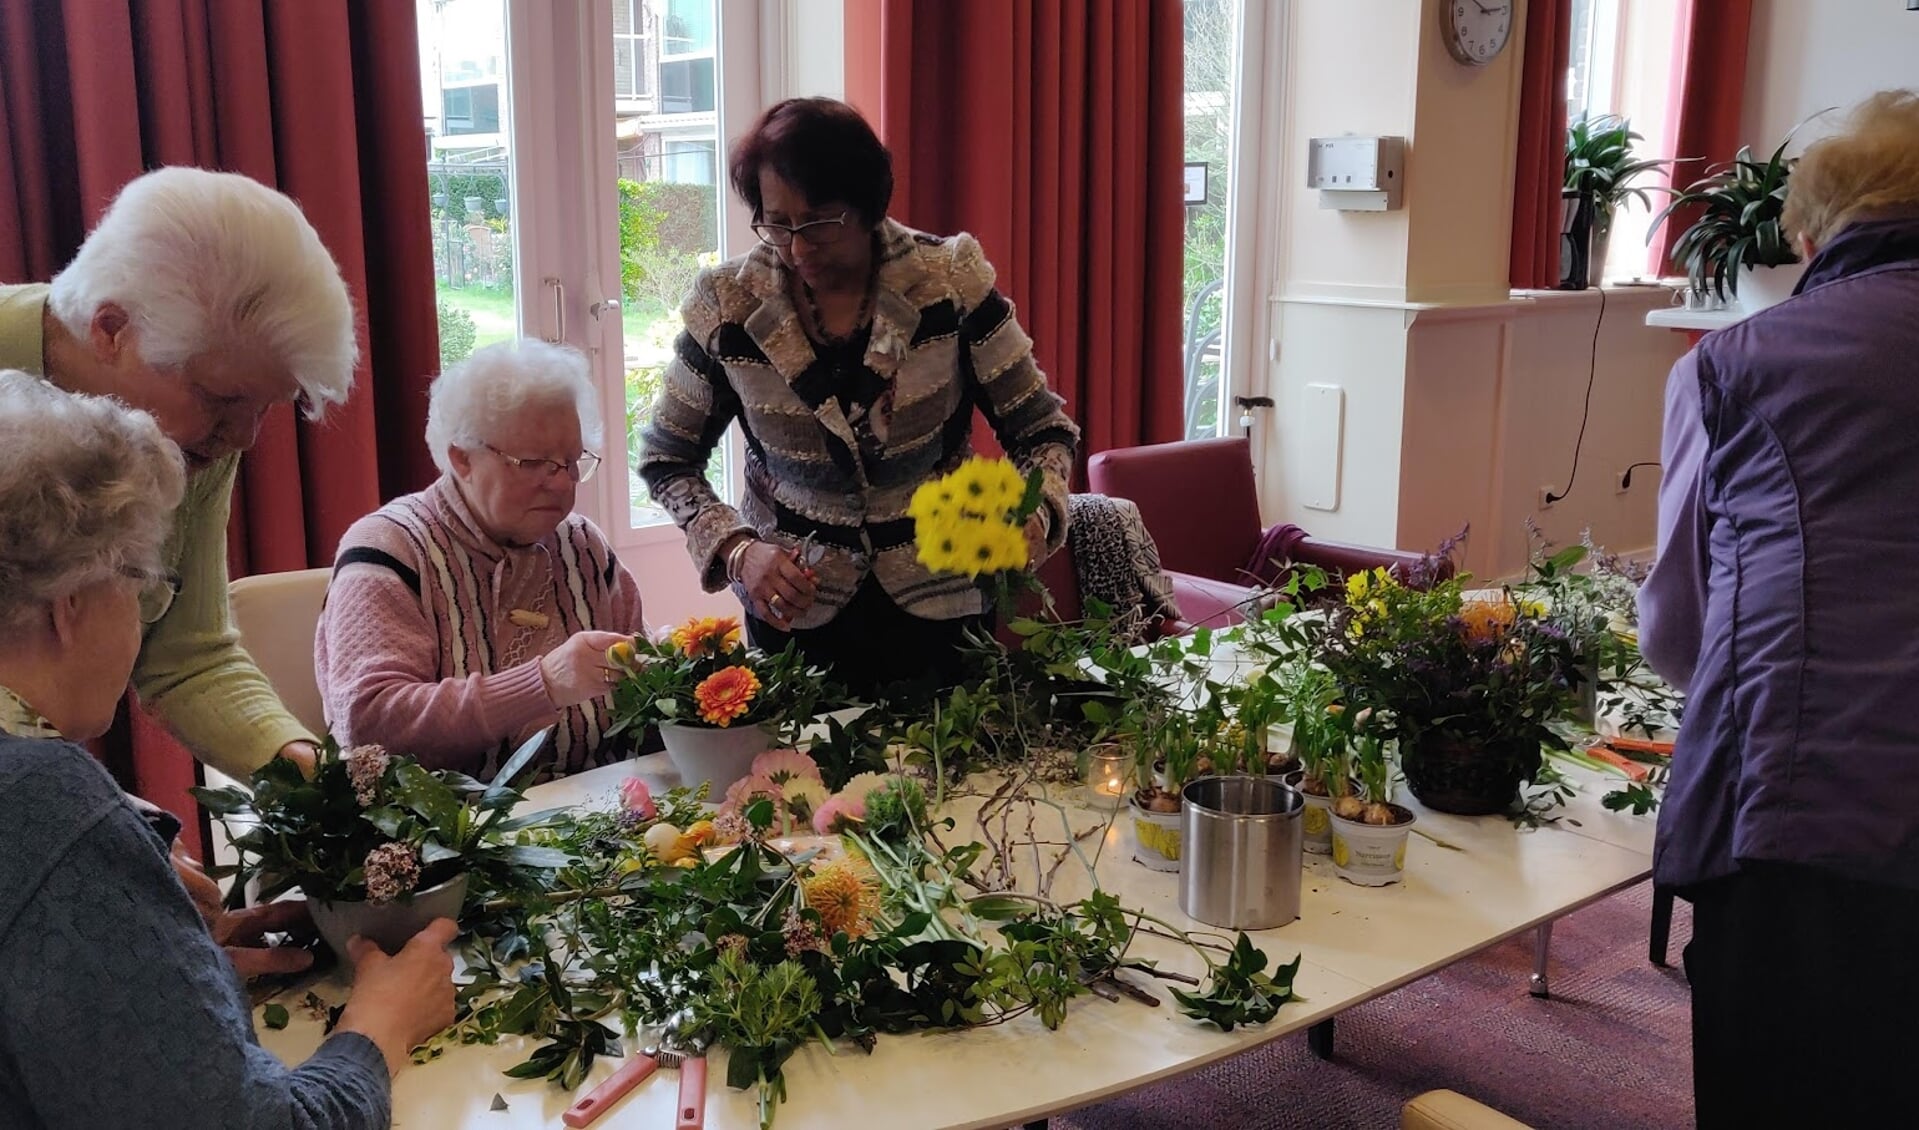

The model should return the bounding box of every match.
[1308,1018,1335,1059]
[1649,883,1674,966]
[1529,920,1553,998]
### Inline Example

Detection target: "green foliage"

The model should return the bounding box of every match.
[1602,780,1662,815]
[1652,130,1801,299]
[1170,932,1301,1032]
[1564,114,1670,236]
[436,299,478,369]
[605,626,845,744]
[435,781,1295,1128]
[191,733,567,908]
[617,178,718,311]
[427,168,510,222]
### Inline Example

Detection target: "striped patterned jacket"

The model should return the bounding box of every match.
[315,477,647,779]
[640,219,1079,626]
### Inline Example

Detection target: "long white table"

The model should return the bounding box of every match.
[258,748,1654,1129]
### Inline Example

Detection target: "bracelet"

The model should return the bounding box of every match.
[724,536,755,584]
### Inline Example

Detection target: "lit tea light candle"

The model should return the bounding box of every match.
[1084,746,1131,808]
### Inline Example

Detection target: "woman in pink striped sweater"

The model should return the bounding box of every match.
[316,341,647,778]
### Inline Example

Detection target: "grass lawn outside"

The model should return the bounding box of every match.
[438,284,672,362]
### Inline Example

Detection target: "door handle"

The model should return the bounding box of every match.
[543,277,565,342]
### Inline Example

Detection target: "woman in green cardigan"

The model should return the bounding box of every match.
[0,167,358,780]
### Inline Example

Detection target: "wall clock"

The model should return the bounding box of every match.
[1441,0,1514,67]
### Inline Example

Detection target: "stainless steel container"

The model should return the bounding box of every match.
[1178,775,1304,930]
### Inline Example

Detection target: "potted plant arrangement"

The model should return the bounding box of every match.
[1125,708,1207,871]
[1564,114,1671,288]
[1308,556,1581,816]
[192,732,568,958]
[1653,129,1803,310]
[606,615,837,793]
[1273,664,1347,855]
[1328,729,1415,887]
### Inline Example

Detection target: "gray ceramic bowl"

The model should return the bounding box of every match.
[307,873,468,960]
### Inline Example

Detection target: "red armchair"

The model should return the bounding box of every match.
[1087,436,1437,631]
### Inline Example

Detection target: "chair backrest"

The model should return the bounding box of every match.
[1086,436,1263,584]
[227,568,331,738]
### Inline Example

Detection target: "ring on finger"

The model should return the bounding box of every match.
[769,592,784,615]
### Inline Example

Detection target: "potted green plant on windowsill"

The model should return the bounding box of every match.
[1652,128,1807,310]
[1565,114,1671,288]
[192,733,569,959]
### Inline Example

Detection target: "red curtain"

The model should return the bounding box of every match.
[0,0,440,853]
[1509,0,1571,289]
[847,0,1187,459]
[1653,0,1755,271]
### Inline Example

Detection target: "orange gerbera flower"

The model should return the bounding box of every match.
[671,615,743,658]
[694,665,760,726]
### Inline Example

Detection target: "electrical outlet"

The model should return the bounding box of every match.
[1538,486,1556,510]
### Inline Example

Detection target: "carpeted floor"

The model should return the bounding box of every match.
[1057,881,1694,1130]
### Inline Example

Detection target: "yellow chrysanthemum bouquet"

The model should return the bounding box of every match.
[909,456,1045,589]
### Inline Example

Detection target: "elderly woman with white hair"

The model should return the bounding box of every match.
[0,165,358,780]
[317,340,645,778]
[1638,89,1919,1125]
[0,372,455,1129]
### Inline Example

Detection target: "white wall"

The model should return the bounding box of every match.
[1741,0,1919,151]
[1256,0,1680,581]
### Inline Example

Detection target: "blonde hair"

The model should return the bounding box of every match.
[47,167,358,418]
[0,371,187,629]
[1784,90,1919,248]
[424,340,604,475]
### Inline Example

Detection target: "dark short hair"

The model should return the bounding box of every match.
[728,98,894,226]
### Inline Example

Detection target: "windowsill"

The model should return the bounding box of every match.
[1509,281,1679,303]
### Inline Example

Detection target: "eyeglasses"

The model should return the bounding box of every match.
[119,567,184,625]
[752,211,852,248]
[484,443,602,483]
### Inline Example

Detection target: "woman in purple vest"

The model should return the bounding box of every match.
[1639,90,1919,1127]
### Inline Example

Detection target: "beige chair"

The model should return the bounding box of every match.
[1401,1090,1535,1130]
[228,567,331,739]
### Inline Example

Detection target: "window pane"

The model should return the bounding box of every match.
[662,0,714,56]
[420,0,514,371]
[619,0,724,529]
[1182,0,1235,440]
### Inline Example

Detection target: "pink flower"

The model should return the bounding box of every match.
[362,842,420,905]
[750,748,822,785]
[812,793,868,835]
[346,744,390,807]
[723,773,782,811]
[619,777,657,820]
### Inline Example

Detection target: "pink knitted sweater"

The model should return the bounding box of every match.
[315,477,646,778]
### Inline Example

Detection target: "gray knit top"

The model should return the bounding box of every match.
[0,732,390,1128]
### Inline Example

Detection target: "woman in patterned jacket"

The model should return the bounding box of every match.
[641,98,1079,697]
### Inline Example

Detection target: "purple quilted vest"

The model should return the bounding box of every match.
[1656,215,1919,891]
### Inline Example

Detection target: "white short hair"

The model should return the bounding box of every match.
[424,340,604,475]
[47,167,358,418]
[0,371,187,630]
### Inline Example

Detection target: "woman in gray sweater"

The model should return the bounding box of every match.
[0,371,454,1129]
